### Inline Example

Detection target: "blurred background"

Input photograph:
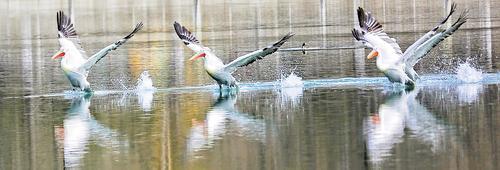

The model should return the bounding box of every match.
[0,0,499,169]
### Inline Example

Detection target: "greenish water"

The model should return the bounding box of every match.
[0,0,499,169]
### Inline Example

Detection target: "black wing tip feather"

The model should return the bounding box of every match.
[274,32,295,46]
[356,7,382,33]
[357,7,365,28]
[123,21,144,40]
[173,21,200,45]
[442,2,457,24]
[56,10,77,38]
[432,2,458,31]
[352,29,364,41]
[451,9,469,28]
[263,32,295,52]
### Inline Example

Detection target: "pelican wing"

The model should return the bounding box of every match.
[57,11,84,53]
[403,3,456,57]
[223,33,295,73]
[82,22,143,71]
[173,21,205,53]
[405,10,468,67]
[352,7,402,55]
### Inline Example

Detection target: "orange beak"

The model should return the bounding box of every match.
[51,50,65,60]
[367,50,379,60]
[189,52,206,61]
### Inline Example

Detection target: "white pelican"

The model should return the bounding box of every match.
[352,3,468,87]
[52,11,143,92]
[173,21,294,89]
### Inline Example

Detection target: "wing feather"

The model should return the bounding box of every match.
[406,10,468,67]
[57,11,84,52]
[82,22,144,71]
[403,3,457,57]
[223,32,295,73]
[353,7,402,55]
[173,21,205,53]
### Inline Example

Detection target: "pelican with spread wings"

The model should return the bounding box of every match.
[174,21,294,89]
[52,11,143,92]
[352,3,468,87]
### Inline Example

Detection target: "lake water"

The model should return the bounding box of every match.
[0,0,499,169]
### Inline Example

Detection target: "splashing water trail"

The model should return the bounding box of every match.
[278,72,304,107]
[135,71,156,91]
[456,62,483,83]
[280,72,304,88]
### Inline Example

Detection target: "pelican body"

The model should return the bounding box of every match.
[352,3,468,87]
[174,22,294,89]
[52,11,143,92]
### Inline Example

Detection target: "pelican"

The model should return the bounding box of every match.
[173,21,294,89]
[352,3,468,87]
[52,11,143,92]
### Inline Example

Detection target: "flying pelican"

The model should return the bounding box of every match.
[352,3,468,87]
[173,21,294,89]
[52,11,143,92]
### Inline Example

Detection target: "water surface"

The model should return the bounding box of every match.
[0,0,499,169]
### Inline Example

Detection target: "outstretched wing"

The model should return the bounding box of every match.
[405,10,468,67]
[173,21,205,53]
[403,3,457,57]
[57,11,84,53]
[223,32,295,73]
[82,22,144,71]
[352,7,402,55]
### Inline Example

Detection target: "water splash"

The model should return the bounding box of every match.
[278,72,304,108]
[280,72,303,88]
[135,71,156,91]
[456,62,483,83]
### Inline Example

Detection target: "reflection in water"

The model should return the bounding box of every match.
[186,92,265,158]
[457,83,483,104]
[137,90,154,112]
[54,94,127,168]
[278,86,303,108]
[0,0,499,169]
[364,89,448,164]
[135,71,155,111]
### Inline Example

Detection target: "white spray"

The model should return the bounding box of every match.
[456,62,483,83]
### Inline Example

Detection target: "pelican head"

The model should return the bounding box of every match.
[189,52,206,61]
[367,50,379,60]
[52,38,79,60]
[189,47,212,61]
[52,47,66,60]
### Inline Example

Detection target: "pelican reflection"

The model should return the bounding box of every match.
[54,94,127,168]
[364,89,448,164]
[186,92,265,158]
